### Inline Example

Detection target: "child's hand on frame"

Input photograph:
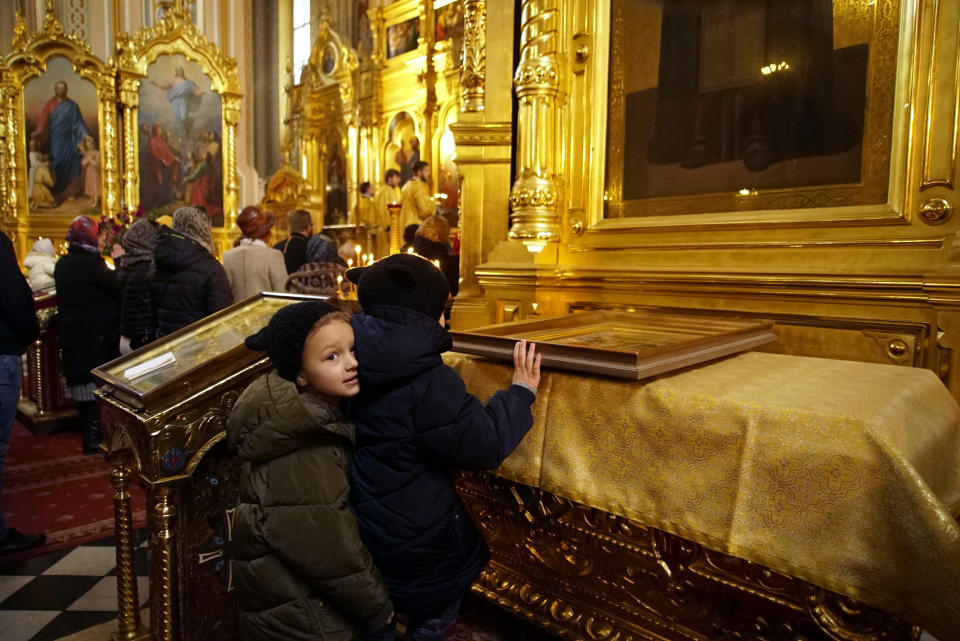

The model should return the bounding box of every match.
[512,339,542,393]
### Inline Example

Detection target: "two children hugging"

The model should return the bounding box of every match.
[227,253,541,641]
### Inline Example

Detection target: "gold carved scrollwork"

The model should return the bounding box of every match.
[0,4,122,251]
[115,5,241,229]
[460,0,486,112]
[457,472,919,641]
[509,0,563,242]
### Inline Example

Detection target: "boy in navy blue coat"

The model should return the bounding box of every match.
[346,253,540,641]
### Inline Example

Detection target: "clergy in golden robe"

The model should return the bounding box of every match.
[400,161,434,230]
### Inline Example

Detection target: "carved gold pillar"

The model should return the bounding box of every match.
[421,0,438,184]
[450,0,516,328]
[150,485,181,641]
[110,459,149,641]
[508,0,562,243]
[222,93,241,229]
[461,0,486,112]
[99,77,121,218]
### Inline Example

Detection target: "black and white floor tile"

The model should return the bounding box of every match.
[0,533,149,641]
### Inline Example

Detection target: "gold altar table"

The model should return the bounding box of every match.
[446,352,960,641]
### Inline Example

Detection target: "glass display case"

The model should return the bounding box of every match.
[95,293,305,411]
[92,292,323,641]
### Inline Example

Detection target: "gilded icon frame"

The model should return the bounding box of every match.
[115,6,241,246]
[0,9,121,257]
[588,0,911,234]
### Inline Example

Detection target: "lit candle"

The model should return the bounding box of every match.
[347,258,354,267]
[406,247,414,254]
[354,244,362,258]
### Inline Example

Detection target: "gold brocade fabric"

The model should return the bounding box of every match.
[445,351,960,639]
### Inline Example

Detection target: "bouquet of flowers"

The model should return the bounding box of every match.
[99,205,145,257]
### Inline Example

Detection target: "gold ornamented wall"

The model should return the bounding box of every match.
[0,7,121,258]
[460,0,960,403]
[116,3,241,254]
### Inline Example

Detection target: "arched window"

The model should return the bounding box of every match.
[292,0,311,83]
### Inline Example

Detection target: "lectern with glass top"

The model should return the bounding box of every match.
[92,292,314,641]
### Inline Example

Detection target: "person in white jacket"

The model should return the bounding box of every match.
[222,205,287,301]
[22,238,57,292]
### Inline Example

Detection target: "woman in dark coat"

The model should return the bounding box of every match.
[117,218,158,353]
[150,206,232,337]
[54,216,120,454]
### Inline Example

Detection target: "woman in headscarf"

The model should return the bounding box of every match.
[117,218,159,354]
[53,216,119,454]
[222,205,287,301]
[285,233,347,295]
[150,206,232,337]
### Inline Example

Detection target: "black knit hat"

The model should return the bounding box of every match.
[245,300,342,381]
[346,253,449,320]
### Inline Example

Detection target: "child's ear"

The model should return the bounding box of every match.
[387,264,416,289]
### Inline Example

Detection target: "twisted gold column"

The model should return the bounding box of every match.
[508,0,562,242]
[30,339,45,415]
[150,485,181,641]
[110,460,148,641]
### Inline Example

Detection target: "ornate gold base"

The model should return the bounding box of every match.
[458,471,920,641]
[16,399,78,436]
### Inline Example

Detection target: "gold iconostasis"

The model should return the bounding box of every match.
[273,0,464,238]
[0,3,241,257]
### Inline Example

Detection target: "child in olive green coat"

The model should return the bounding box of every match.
[227,301,392,641]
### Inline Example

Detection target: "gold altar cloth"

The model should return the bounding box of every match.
[445,351,960,639]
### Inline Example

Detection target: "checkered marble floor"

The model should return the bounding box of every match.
[0,533,149,641]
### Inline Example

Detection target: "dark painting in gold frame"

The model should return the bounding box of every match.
[450,311,777,379]
[604,0,900,218]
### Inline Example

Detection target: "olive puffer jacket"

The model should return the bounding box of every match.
[227,372,393,641]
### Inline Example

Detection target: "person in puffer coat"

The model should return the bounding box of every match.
[117,218,158,353]
[345,254,541,641]
[22,238,57,292]
[228,301,393,641]
[149,206,232,337]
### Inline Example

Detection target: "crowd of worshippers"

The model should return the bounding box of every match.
[10,197,459,458]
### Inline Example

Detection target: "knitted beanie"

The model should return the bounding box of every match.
[244,300,342,381]
[172,206,214,254]
[346,252,449,320]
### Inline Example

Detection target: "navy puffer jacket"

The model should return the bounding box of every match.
[349,306,535,612]
[149,227,232,337]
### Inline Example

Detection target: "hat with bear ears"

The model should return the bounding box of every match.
[346,252,449,321]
